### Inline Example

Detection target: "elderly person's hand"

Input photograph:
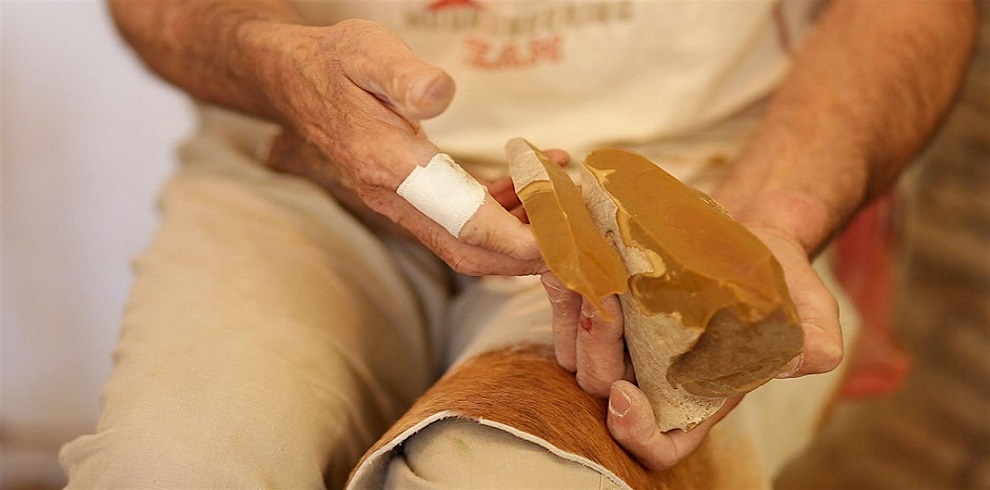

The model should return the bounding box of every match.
[254,19,544,276]
[269,127,572,259]
[533,0,976,469]
[539,196,842,470]
[109,0,550,276]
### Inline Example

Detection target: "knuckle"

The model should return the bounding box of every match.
[816,338,845,373]
[804,333,844,374]
[651,452,680,472]
[457,221,495,250]
[543,285,568,305]
[356,185,390,213]
[446,251,483,276]
[554,350,577,373]
[645,439,681,471]
[608,422,679,471]
[331,19,387,41]
[576,370,611,398]
[584,311,623,341]
[606,420,633,447]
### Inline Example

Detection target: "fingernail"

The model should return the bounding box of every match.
[409,72,453,112]
[776,354,803,379]
[609,385,632,418]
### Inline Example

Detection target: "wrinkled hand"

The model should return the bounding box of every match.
[269,131,571,245]
[539,216,843,471]
[744,226,844,378]
[258,19,540,275]
[540,275,739,470]
[718,188,845,379]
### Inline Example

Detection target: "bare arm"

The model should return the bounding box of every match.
[710,0,978,378]
[108,0,300,121]
[715,0,978,254]
[107,0,543,276]
[546,0,978,471]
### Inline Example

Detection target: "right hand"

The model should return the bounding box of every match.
[539,273,742,471]
[256,19,541,276]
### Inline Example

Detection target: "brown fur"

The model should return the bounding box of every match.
[346,344,762,489]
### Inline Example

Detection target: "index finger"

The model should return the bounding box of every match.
[396,153,541,264]
[368,184,543,276]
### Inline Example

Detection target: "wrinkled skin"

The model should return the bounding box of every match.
[540,216,842,471]
[269,20,860,473]
[109,0,976,476]
[241,6,971,474]
[261,19,542,276]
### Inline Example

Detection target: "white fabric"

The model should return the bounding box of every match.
[58,126,443,490]
[56,126,639,488]
[58,114,855,489]
[59,2,844,488]
[362,259,856,490]
[383,418,627,490]
[396,153,486,236]
[291,0,818,168]
[347,411,629,490]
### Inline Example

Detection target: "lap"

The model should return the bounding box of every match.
[60,133,444,489]
[385,418,622,490]
[61,125,856,489]
[351,259,855,489]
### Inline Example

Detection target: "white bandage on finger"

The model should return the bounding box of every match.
[396,153,486,237]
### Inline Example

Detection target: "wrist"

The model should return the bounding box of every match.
[712,130,870,257]
[714,187,839,258]
[231,18,315,123]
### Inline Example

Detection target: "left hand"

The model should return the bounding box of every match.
[539,218,844,471]
[540,273,740,470]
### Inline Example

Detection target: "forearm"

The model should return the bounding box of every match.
[107,0,301,121]
[716,0,977,255]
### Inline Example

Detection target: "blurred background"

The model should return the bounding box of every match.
[2,1,988,490]
[776,9,990,488]
[2,1,193,487]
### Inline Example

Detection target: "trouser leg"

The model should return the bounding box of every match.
[361,262,855,489]
[357,277,633,489]
[385,418,623,490]
[59,135,440,489]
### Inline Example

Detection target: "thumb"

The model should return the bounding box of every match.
[338,20,455,120]
[607,381,743,471]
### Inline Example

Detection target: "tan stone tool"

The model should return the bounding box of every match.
[506,138,804,431]
[505,139,628,314]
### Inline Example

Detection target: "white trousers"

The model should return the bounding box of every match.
[60,110,853,489]
[58,124,624,489]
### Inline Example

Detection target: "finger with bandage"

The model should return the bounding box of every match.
[263,20,545,276]
[395,152,547,269]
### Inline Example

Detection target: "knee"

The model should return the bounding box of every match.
[383,418,622,490]
[60,419,327,489]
